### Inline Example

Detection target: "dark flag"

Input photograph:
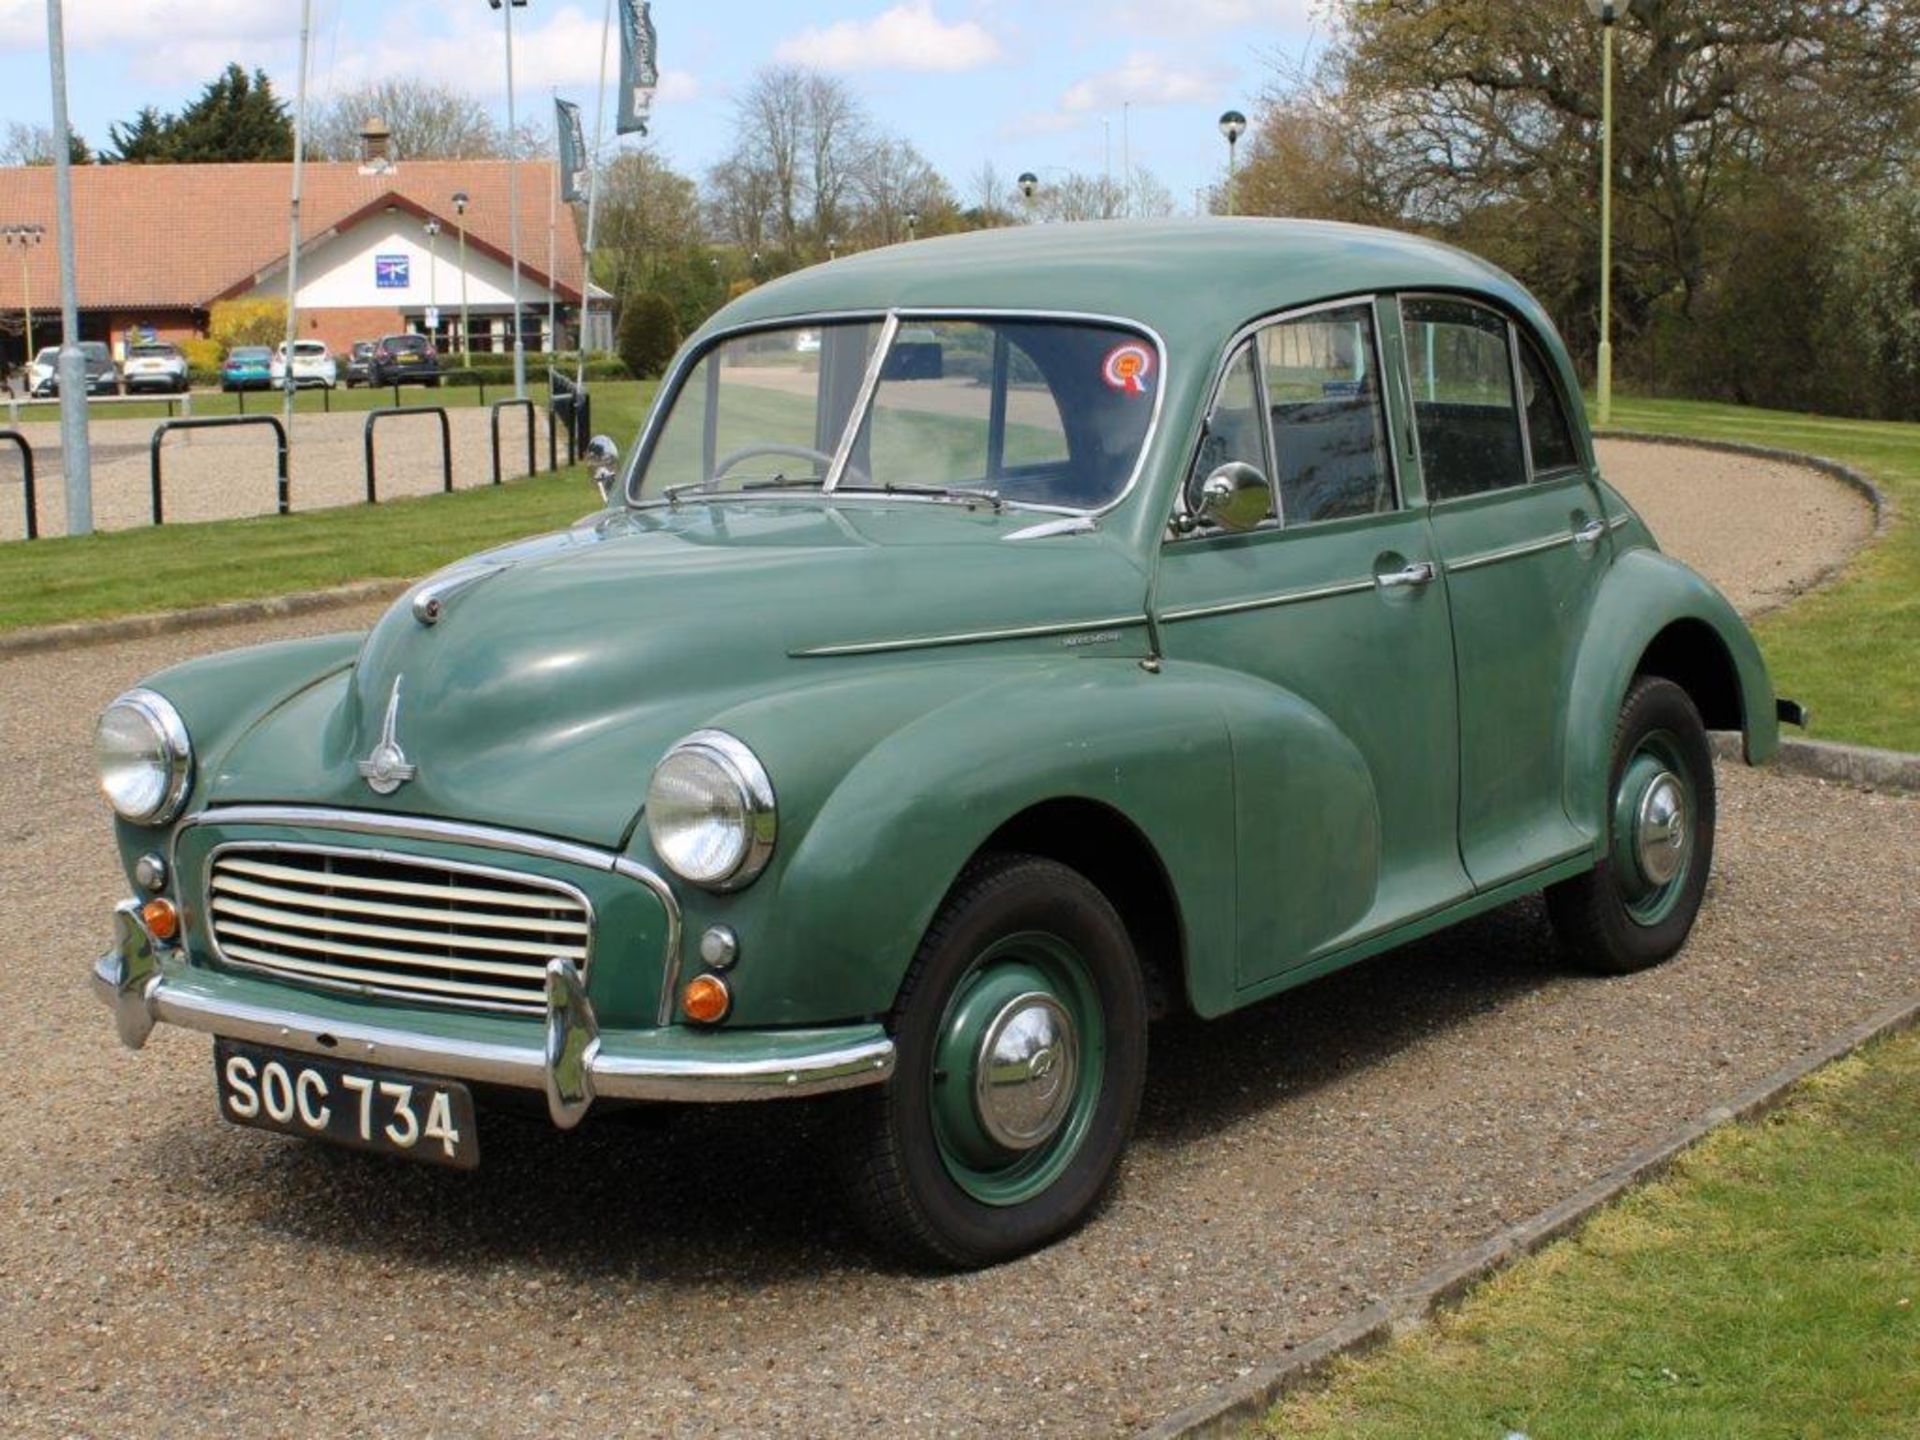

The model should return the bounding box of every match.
[617,0,658,136]
[555,97,588,202]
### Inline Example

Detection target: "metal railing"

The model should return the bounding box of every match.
[149,415,289,526]
[0,429,36,539]
[363,405,452,504]
[489,398,538,486]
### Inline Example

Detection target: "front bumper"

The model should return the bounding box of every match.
[93,901,895,1130]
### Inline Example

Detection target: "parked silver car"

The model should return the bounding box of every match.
[123,342,191,395]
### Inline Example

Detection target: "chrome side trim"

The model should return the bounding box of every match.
[410,562,509,626]
[173,807,683,1027]
[792,612,1147,659]
[1445,531,1574,573]
[1159,576,1375,623]
[1004,515,1097,541]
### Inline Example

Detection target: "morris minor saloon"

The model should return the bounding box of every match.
[93,220,1786,1267]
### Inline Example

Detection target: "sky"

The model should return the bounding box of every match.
[0,0,1318,215]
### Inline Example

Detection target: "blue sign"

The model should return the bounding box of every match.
[375,254,411,289]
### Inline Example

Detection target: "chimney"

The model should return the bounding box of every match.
[358,118,394,170]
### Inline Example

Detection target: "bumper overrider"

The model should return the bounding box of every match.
[94,888,896,1131]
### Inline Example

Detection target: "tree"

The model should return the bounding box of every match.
[106,107,170,163]
[718,66,878,259]
[310,79,504,161]
[617,292,680,379]
[1,120,91,166]
[853,137,955,246]
[155,64,292,162]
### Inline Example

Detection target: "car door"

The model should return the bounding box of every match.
[1154,298,1469,987]
[1400,296,1611,888]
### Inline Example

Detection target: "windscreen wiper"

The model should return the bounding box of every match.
[876,483,1005,511]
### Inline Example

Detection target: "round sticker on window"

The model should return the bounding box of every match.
[1102,342,1154,396]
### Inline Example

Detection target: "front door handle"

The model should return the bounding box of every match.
[1572,518,1607,546]
[1376,560,1435,590]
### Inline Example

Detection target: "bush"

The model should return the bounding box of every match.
[208,298,286,351]
[617,293,680,380]
[179,337,222,374]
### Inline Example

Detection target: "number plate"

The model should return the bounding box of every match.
[214,1040,479,1170]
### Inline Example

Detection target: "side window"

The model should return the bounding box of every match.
[1517,334,1582,476]
[1185,342,1276,524]
[1401,298,1528,502]
[1258,304,1395,524]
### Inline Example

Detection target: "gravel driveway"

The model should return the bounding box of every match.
[0,450,1908,1437]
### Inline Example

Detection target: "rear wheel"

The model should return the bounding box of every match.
[845,854,1148,1268]
[1547,676,1716,973]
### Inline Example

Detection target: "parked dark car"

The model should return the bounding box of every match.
[368,333,441,388]
[31,340,119,397]
[343,340,375,388]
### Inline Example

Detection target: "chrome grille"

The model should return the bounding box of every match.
[206,845,592,1014]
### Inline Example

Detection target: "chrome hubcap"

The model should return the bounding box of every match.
[974,992,1078,1151]
[1634,771,1688,886]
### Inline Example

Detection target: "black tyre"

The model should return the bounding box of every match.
[845,853,1148,1269]
[1547,676,1716,974]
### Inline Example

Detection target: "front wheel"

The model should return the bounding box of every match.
[1547,676,1716,974]
[845,854,1148,1268]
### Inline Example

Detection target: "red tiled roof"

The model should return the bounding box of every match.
[0,159,584,312]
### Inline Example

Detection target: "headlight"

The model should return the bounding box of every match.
[645,730,776,890]
[96,688,193,825]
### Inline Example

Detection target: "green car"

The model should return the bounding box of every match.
[92,220,1787,1267]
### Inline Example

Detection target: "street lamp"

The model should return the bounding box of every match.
[452,190,471,365]
[1588,0,1628,425]
[423,219,441,343]
[904,209,919,243]
[1,224,44,376]
[487,0,529,399]
[1218,109,1247,216]
[1017,171,1038,224]
[827,235,838,262]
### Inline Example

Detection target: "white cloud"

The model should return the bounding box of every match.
[774,2,1000,73]
[1060,52,1233,112]
[1112,0,1314,34]
[314,7,698,107]
[0,0,287,49]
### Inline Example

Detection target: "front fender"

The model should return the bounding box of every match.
[1564,548,1776,835]
[112,633,364,868]
[667,655,1381,1026]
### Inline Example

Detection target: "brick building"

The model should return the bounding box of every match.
[0,153,601,365]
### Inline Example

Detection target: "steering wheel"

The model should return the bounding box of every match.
[699,441,840,489]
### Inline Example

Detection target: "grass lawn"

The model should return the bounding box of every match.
[1264,1027,1920,1440]
[0,381,654,631]
[1602,396,1920,753]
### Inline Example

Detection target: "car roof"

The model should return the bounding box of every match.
[706,218,1555,358]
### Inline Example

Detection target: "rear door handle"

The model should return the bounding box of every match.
[1573,518,1607,546]
[1376,560,1435,590]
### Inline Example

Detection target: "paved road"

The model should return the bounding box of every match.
[0,456,1909,1436]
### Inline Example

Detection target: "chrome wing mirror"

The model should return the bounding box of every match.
[1188,462,1270,534]
[586,434,621,503]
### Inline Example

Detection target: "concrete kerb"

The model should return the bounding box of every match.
[1710,731,1920,794]
[1141,991,1920,1440]
[0,578,408,659]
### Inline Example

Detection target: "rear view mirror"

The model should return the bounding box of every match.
[586,435,621,503]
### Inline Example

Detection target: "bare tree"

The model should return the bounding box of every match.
[311,79,504,160]
[731,66,809,251]
[804,71,869,245]
[596,147,704,300]
[967,161,1016,226]
[1,120,89,165]
[854,136,952,245]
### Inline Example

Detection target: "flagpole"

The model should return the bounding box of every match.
[281,0,314,485]
[577,0,614,398]
[502,0,526,401]
[547,84,557,377]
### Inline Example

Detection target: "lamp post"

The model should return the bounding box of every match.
[1017,171,1038,224]
[1588,0,1626,425]
[452,190,471,365]
[3,224,44,375]
[904,209,918,244]
[1218,109,1247,216]
[488,0,529,399]
[827,235,838,262]
[44,0,90,533]
[424,218,441,343]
